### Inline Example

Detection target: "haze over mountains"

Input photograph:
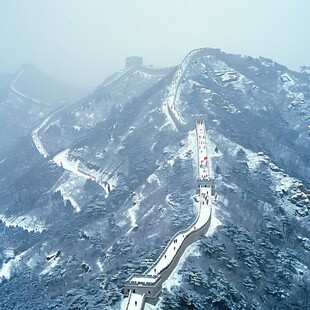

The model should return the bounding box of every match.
[0,48,309,309]
[0,64,90,157]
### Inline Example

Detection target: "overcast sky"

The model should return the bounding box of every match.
[0,0,309,87]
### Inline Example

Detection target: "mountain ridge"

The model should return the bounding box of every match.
[0,48,309,309]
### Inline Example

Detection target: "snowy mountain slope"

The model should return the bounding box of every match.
[169,48,310,182]
[159,129,310,309]
[0,49,309,309]
[0,66,88,157]
[0,73,13,100]
[0,63,194,309]
[38,65,175,155]
[11,64,90,105]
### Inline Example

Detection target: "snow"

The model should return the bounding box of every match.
[142,205,157,219]
[156,212,221,305]
[108,173,118,189]
[158,119,175,132]
[179,130,196,160]
[3,248,14,259]
[205,208,221,236]
[244,147,295,196]
[26,257,39,269]
[280,73,295,90]
[161,213,221,292]
[137,71,157,80]
[163,129,196,171]
[166,157,175,166]
[121,292,145,310]
[165,194,180,209]
[200,87,212,94]
[163,242,199,293]
[10,69,42,104]
[120,297,129,310]
[271,167,295,194]
[164,48,205,127]
[162,267,183,294]
[143,121,212,277]
[127,204,139,230]
[0,157,6,164]
[260,57,275,67]
[209,60,256,98]
[244,149,262,171]
[100,183,109,198]
[32,118,50,158]
[97,260,104,272]
[67,197,81,211]
[196,121,210,179]
[144,302,161,310]
[147,232,159,239]
[100,173,118,198]
[42,119,60,133]
[54,149,76,170]
[54,173,85,213]
[53,148,112,212]
[103,66,134,88]
[125,121,214,295]
[0,260,12,280]
[11,86,41,104]
[40,257,60,276]
[0,251,27,282]
[221,71,238,82]
[0,213,45,232]
[31,109,62,158]
[130,276,158,284]
[147,173,160,185]
[127,190,146,231]
[53,149,99,182]
[10,69,79,163]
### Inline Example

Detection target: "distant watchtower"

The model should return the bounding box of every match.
[125,56,143,69]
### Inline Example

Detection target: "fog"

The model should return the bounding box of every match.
[0,0,309,87]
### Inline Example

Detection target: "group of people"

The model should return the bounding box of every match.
[200,191,209,205]
[197,122,209,181]
[200,165,209,179]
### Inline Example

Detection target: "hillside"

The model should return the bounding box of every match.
[12,64,91,105]
[0,65,89,156]
[0,49,309,309]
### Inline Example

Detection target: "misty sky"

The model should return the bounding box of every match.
[0,0,309,87]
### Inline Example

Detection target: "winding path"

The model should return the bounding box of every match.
[10,68,42,104]
[123,119,213,309]
[25,50,214,310]
[31,65,172,161]
[123,49,215,309]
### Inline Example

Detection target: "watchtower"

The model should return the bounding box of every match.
[125,56,143,69]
